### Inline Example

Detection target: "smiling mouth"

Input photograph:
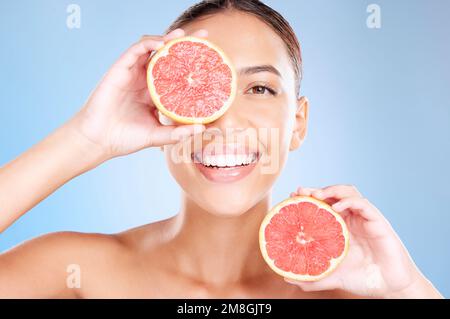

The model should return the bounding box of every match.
[190,144,262,183]
[191,152,260,168]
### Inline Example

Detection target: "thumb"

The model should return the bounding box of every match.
[148,124,205,147]
[284,276,342,292]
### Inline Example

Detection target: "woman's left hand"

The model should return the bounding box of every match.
[284,184,442,298]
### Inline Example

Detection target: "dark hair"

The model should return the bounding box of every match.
[166,0,303,95]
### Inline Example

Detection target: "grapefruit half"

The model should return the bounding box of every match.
[147,36,237,124]
[259,196,349,281]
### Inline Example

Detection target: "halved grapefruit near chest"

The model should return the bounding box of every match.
[259,195,349,281]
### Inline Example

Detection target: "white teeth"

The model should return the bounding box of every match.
[196,153,258,167]
[226,154,235,167]
[217,157,226,167]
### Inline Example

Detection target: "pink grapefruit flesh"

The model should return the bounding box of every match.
[259,196,349,281]
[147,36,236,124]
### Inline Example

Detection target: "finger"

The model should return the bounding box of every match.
[163,28,208,42]
[139,35,165,67]
[284,276,342,292]
[331,196,381,221]
[142,29,207,50]
[293,186,338,206]
[148,124,206,147]
[295,186,318,196]
[164,28,185,42]
[312,184,362,201]
[190,29,208,38]
[140,35,163,42]
[114,38,164,69]
[291,187,336,207]
[157,111,176,126]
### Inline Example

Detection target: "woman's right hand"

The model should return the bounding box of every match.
[0,28,208,233]
[70,28,207,160]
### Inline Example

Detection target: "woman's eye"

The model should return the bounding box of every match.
[247,85,276,96]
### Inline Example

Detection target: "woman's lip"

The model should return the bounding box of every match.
[192,152,261,183]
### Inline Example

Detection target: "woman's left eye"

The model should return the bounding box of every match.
[246,85,276,96]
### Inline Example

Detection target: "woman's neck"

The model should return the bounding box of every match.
[169,191,272,286]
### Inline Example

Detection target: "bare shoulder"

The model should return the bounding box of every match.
[19,219,171,264]
[0,218,173,298]
[1,230,124,260]
[0,230,122,297]
[6,216,172,258]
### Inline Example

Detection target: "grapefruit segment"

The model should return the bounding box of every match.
[259,196,349,281]
[147,36,236,124]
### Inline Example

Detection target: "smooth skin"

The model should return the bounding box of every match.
[0,11,442,298]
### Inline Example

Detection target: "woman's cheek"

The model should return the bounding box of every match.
[255,98,292,177]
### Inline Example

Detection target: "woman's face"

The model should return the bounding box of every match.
[162,11,308,216]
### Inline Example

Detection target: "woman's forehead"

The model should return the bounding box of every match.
[181,11,293,78]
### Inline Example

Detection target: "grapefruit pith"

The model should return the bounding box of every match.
[259,196,349,281]
[147,36,237,124]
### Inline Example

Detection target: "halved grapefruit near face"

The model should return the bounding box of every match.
[147,36,237,124]
[259,196,349,281]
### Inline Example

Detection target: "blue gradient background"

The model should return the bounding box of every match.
[0,1,449,296]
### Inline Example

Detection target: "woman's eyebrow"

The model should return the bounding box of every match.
[238,65,282,78]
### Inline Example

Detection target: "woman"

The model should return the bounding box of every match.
[0,0,442,298]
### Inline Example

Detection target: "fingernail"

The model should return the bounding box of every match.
[284,278,297,284]
[168,28,185,38]
[183,124,205,137]
[313,190,323,199]
[193,124,206,132]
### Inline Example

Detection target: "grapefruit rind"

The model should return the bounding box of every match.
[259,195,349,282]
[147,36,237,124]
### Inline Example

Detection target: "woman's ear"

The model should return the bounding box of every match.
[289,96,309,151]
